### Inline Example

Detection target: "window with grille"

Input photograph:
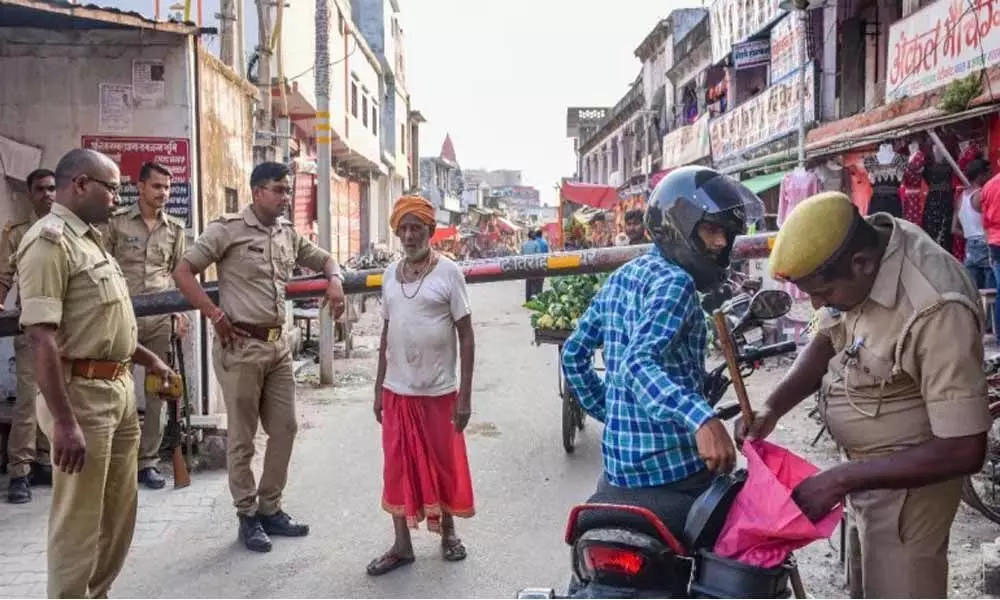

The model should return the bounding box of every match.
[351,82,358,117]
[224,187,238,213]
[362,96,369,126]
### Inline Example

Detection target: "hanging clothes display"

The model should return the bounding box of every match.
[778,169,821,302]
[777,169,821,227]
[899,150,928,226]
[922,161,955,250]
[863,145,906,218]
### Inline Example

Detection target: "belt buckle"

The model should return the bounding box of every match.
[266,328,281,342]
[85,361,96,379]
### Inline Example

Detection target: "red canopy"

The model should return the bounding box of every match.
[560,181,621,210]
[431,225,458,243]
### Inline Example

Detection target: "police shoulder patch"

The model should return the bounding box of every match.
[38,219,65,244]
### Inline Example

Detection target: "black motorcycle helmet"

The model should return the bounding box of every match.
[645,166,764,292]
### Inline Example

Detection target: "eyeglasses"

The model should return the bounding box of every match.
[78,175,120,198]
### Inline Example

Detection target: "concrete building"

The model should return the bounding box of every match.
[420,134,464,225]
[351,0,415,251]
[465,168,523,188]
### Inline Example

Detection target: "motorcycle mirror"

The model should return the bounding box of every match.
[731,289,793,336]
[748,289,793,321]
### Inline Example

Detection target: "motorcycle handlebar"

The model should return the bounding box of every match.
[739,341,797,364]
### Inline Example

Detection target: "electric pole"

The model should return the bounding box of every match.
[315,0,335,384]
[217,0,238,69]
[253,0,275,164]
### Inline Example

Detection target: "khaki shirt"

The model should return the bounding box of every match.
[16,203,137,362]
[183,206,332,325]
[103,205,186,295]
[818,214,992,458]
[0,211,42,303]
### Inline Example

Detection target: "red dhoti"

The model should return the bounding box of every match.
[380,388,476,532]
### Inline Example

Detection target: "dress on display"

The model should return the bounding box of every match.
[778,170,821,302]
[899,151,927,226]
[922,161,955,250]
[863,152,906,218]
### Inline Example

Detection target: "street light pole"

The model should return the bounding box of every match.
[315,0,335,384]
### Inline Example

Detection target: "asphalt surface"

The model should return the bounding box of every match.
[113,280,605,598]
[5,277,998,598]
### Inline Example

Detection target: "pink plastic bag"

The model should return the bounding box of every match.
[713,439,843,568]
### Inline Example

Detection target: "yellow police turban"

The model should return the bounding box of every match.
[769,191,859,282]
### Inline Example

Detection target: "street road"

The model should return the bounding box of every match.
[3,279,996,598]
[115,279,605,598]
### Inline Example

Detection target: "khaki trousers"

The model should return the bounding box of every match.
[7,335,50,477]
[37,373,139,599]
[213,335,297,516]
[137,316,172,470]
[848,477,963,598]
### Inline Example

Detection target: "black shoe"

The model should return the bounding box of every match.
[6,476,31,504]
[238,515,272,552]
[138,467,166,490]
[259,510,310,537]
[30,463,52,487]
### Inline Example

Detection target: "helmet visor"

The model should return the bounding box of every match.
[693,175,766,233]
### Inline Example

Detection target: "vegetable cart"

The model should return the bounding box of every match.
[533,327,589,454]
[525,274,609,454]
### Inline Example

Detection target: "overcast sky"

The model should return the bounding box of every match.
[403,0,701,205]
[97,0,701,206]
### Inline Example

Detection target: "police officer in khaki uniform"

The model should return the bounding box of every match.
[741,192,992,599]
[103,162,187,489]
[18,148,176,598]
[1,168,55,503]
[174,161,346,553]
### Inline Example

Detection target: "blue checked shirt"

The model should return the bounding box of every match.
[562,249,713,488]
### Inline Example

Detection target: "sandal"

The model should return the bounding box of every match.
[366,551,415,576]
[442,538,467,562]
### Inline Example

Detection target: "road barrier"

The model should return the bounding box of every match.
[0,232,776,338]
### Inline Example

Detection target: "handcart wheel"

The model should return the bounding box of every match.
[561,380,579,454]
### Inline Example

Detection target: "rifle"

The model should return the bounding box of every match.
[173,332,194,481]
[149,318,190,489]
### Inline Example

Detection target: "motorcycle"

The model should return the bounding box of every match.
[518,289,800,600]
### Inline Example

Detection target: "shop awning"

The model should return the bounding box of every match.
[807,103,1000,159]
[431,225,459,243]
[495,217,521,233]
[741,171,788,194]
[560,181,621,210]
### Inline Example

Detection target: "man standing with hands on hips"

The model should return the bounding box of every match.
[174,161,346,553]
[18,148,177,598]
[103,161,188,490]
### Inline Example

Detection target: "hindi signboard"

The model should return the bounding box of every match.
[734,40,772,69]
[887,0,1000,102]
[662,114,712,170]
[81,136,192,227]
[709,62,816,162]
[770,13,805,83]
[710,0,786,64]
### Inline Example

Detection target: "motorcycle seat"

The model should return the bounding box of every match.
[570,482,706,549]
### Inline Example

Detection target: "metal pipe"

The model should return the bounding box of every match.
[0,234,776,339]
[927,130,971,188]
[796,8,807,169]
[314,0,335,385]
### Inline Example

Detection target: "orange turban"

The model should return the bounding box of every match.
[389,195,436,230]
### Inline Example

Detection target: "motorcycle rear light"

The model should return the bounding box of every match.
[583,545,645,577]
